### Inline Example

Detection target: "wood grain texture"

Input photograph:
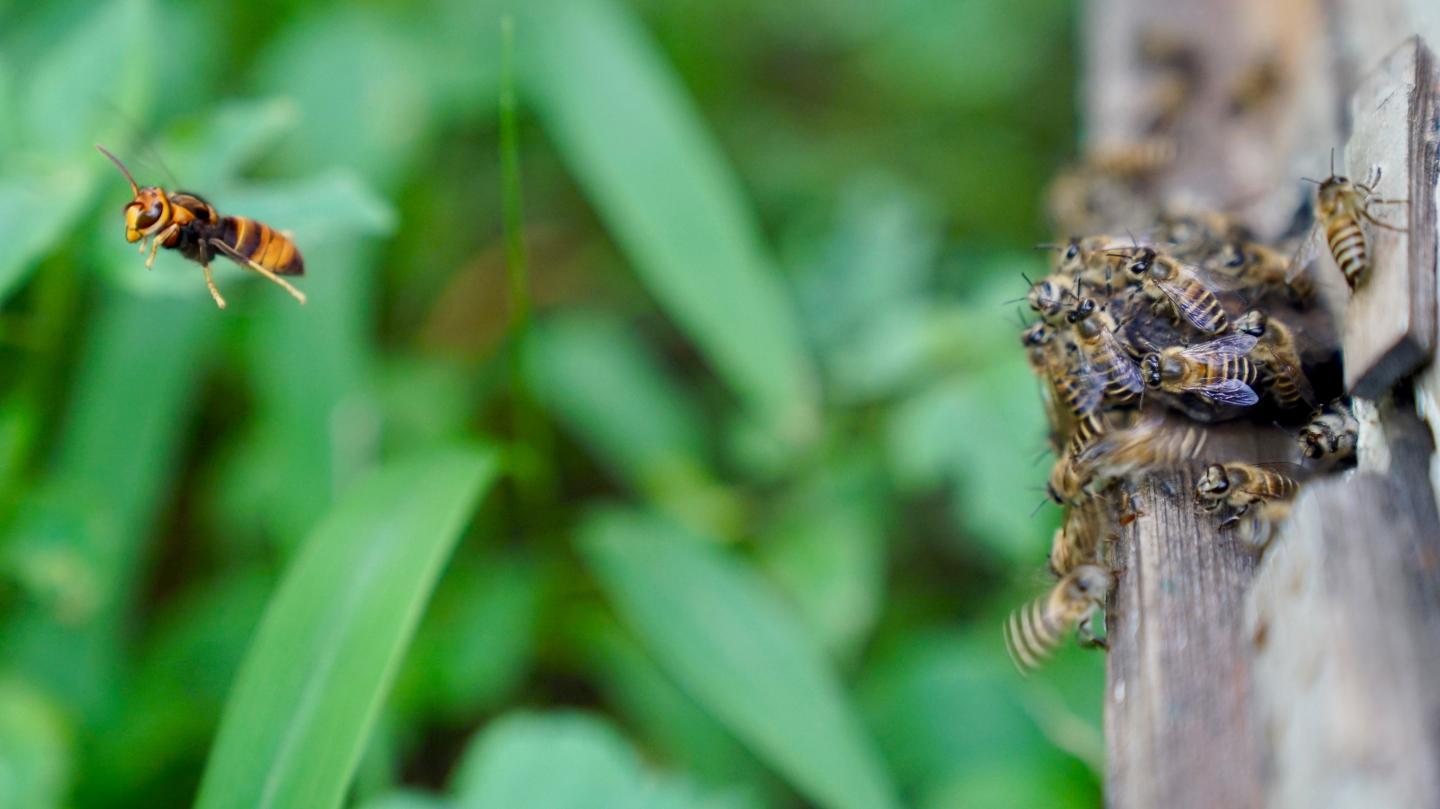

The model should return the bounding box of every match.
[1342,37,1438,396]
[1246,406,1440,809]
[1083,3,1340,808]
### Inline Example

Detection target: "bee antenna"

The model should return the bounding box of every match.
[1021,271,1034,285]
[1030,497,1051,518]
[1034,242,1064,251]
[1001,295,1029,305]
[1299,177,1322,186]
[1125,228,1140,249]
[95,144,140,195]
[1329,146,1336,176]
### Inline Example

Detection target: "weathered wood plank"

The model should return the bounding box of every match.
[1342,37,1438,396]
[1246,405,1440,809]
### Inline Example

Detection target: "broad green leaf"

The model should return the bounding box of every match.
[858,628,1098,800]
[574,612,771,793]
[0,677,71,809]
[520,0,819,442]
[194,447,496,809]
[452,712,751,809]
[18,0,151,161]
[580,509,901,809]
[755,453,889,657]
[525,312,741,535]
[357,792,453,809]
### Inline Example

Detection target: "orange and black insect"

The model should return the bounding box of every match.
[96,145,306,309]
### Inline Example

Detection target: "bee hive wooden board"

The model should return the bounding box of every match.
[1246,406,1440,809]
[1342,37,1438,396]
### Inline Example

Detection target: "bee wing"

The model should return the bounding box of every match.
[1196,378,1260,407]
[1153,275,1224,332]
[1284,222,1322,283]
[1099,328,1144,394]
[1179,331,1258,360]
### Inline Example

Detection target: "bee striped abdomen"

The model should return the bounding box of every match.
[1269,366,1304,407]
[1005,597,1062,671]
[1325,215,1367,289]
[222,216,305,276]
[1182,281,1229,332]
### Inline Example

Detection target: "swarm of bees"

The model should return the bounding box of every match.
[1004,142,1400,673]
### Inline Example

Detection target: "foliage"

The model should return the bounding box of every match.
[0,0,1097,807]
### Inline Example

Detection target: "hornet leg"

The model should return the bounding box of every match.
[202,263,226,309]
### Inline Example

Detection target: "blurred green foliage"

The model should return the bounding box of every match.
[0,0,1098,807]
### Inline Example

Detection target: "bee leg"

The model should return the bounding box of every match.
[145,225,179,270]
[202,263,227,310]
[1359,205,1409,233]
[208,239,307,305]
[1077,615,1108,650]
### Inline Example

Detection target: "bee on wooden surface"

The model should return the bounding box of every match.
[1136,30,1200,134]
[1077,414,1208,486]
[1298,399,1358,466]
[1140,332,1263,407]
[1026,274,1076,324]
[1213,239,1313,304]
[97,145,306,309]
[1120,247,1230,333]
[1297,159,1408,291]
[1005,564,1113,674]
[1065,297,1144,404]
[1234,310,1312,409]
[1085,137,1179,182]
[1047,502,1107,578]
[1046,452,1091,508]
[1195,462,1300,524]
[1232,499,1293,552]
[1051,234,1134,295]
[1227,56,1286,117]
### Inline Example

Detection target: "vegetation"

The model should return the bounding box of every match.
[0,0,1099,807]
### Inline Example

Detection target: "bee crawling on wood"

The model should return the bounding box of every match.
[1140,331,1264,408]
[1293,154,1409,292]
[1005,564,1113,674]
[1298,398,1358,467]
[97,145,306,309]
[1195,462,1300,526]
[1234,309,1313,409]
[1119,246,1231,334]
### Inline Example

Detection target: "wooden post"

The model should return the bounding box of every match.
[1080,4,1440,808]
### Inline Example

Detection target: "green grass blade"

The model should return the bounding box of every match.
[580,509,901,809]
[519,0,819,442]
[193,447,497,809]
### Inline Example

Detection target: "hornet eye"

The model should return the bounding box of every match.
[135,200,163,229]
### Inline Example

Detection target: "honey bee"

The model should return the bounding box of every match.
[1046,452,1091,507]
[1052,235,1133,295]
[1227,56,1285,117]
[1299,159,1408,291]
[1121,247,1230,333]
[1077,414,1208,485]
[1195,463,1300,524]
[1213,239,1313,303]
[1085,137,1179,181]
[1297,399,1358,466]
[1234,309,1312,409]
[1027,274,1076,324]
[1140,332,1263,407]
[1005,564,1113,674]
[1065,297,1144,404]
[1047,501,1107,578]
[1232,499,1293,552]
[97,145,306,309]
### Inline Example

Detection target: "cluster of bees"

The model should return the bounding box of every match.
[1002,147,1402,673]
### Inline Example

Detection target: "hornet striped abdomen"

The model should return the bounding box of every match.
[222,216,304,277]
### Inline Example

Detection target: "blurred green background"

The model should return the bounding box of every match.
[0,0,1100,807]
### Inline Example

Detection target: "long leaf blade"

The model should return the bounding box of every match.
[194,447,497,809]
[519,0,818,441]
[580,509,901,809]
